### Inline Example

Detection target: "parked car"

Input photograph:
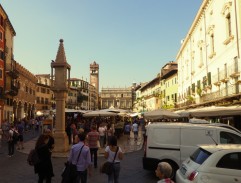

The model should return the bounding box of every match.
[143,122,241,179]
[176,144,241,183]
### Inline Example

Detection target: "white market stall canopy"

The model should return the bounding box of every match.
[175,105,241,117]
[82,110,118,117]
[144,108,180,120]
[52,108,88,114]
[100,108,129,113]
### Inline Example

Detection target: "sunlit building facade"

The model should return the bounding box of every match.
[177,0,241,108]
[35,74,54,114]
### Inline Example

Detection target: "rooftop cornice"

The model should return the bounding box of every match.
[176,0,210,60]
[0,4,16,36]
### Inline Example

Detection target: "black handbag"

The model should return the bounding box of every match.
[61,145,84,183]
[100,161,113,175]
[100,146,119,175]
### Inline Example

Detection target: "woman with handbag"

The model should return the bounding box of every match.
[104,136,123,183]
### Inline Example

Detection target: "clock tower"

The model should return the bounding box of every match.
[90,61,99,108]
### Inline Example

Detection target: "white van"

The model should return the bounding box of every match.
[143,123,241,175]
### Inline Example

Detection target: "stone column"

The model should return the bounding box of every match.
[51,39,71,153]
[53,92,69,152]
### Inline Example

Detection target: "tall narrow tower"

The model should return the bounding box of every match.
[51,39,71,153]
[90,61,99,109]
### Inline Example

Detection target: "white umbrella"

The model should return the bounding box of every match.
[52,108,87,114]
[101,108,128,113]
[187,106,241,117]
[144,108,180,120]
[83,110,118,117]
[129,112,141,117]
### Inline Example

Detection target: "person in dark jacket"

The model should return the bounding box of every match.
[43,129,55,153]
[34,134,54,183]
[65,122,72,144]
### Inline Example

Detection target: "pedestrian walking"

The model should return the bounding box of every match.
[98,124,107,148]
[87,125,100,168]
[155,162,174,183]
[34,134,54,183]
[36,119,40,132]
[7,124,18,157]
[139,117,146,140]
[132,121,138,141]
[67,132,92,183]
[65,122,72,145]
[107,124,115,144]
[123,122,131,142]
[71,123,78,145]
[16,121,24,150]
[104,136,123,183]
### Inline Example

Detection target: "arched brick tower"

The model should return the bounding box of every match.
[90,61,99,109]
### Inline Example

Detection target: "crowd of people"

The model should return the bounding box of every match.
[1,117,45,157]
[59,114,148,183]
[1,114,176,183]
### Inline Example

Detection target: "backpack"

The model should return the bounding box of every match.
[12,130,19,144]
[27,149,40,166]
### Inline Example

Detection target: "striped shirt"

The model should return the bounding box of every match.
[87,131,100,148]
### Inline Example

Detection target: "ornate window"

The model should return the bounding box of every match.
[222,2,234,45]
[207,25,216,59]
[191,51,195,75]
[199,47,203,68]
[197,40,204,68]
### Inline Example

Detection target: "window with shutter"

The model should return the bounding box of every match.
[192,83,195,93]
[208,72,212,85]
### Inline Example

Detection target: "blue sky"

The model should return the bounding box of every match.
[1,0,202,90]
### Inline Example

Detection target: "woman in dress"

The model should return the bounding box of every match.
[104,136,123,183]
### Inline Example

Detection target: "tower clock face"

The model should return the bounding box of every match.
[91,69,98,74]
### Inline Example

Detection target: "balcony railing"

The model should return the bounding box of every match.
[212,73,221,86]
[5,84,19,97]
[6,69,19,79]
[200,85,239,103]
[228,64,240,78]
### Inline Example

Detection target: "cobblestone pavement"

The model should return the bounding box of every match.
[16,129,144,158]
[0,129,153,183]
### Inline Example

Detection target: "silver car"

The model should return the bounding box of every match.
[176,144,241,183]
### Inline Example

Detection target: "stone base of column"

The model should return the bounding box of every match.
[52,131,70,154]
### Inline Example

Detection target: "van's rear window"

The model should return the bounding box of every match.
[190,148,212,164]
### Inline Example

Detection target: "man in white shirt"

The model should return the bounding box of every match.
[98,124,107,148]
[132,121,138,141]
